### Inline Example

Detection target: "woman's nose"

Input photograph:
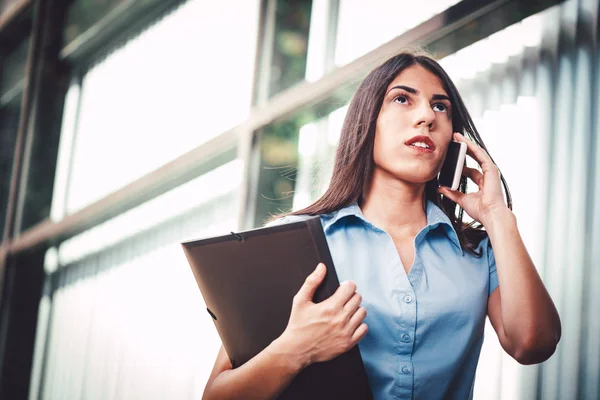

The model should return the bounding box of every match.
[414,102,435,129]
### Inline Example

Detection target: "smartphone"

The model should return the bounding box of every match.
[438,140,467,191]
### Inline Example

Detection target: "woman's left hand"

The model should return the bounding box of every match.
[437,132,508,225]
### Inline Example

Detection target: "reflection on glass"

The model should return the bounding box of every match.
[63,0,130,45]
[438,14,543,85]
[0,0,22,15]
[253,100,346,226]
[49,83,80,222]
[40,165,241,398]
[267,0,312,97]
[254,117,301,225]
[335,0,461,66]
[0,34,28,235]
[0,94,21,236]
[1,36,29,104]
[64,0,259,213]
[58,160,242,265]
[293,105,346,210]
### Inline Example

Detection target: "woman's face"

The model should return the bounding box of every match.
[373,64,454,184]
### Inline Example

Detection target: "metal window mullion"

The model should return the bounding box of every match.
[324,0,339,73]
[252,0,277,107]
[2,0,43,243]
[238,0,278,230]
[12,90,37,235]
[56,75,84,222]
[0,0,45,314]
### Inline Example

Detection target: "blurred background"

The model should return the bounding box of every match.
[0,0,598,398]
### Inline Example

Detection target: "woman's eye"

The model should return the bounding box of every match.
[394,95,408,104]
[432,103,448,112]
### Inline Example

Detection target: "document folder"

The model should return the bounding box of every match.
[181,216,373,399]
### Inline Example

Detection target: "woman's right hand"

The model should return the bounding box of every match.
[275,263,368,369]
[202,263,368,400]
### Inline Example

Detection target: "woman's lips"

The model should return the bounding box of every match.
[405,144,435,154]
[404,135,436,154]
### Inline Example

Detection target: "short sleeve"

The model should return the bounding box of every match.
[486,237,499,296]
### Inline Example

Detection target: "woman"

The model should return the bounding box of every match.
[202,51,561,399]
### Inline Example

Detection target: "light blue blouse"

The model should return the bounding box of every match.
[272,201,498,399]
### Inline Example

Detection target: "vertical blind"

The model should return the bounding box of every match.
[32,161,242,400]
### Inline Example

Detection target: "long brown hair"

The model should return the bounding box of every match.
[277,51,511,256]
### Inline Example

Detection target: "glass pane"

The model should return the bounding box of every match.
[0,94,21,237]
[265,0,312,98]
[252,98,344,226]
[63,0,260,214]
[49,82,80,222]
[63,0,129,45]
[0,35,28,236]
[253,116,301,225]
[0,0,22,15]
[18,99,63,232]
[39,160,242,399]
[292,105,346,210]
[334,0,462,66]
[1,36,29,103]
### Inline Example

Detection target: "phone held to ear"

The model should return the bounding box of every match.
[438,140,467,191]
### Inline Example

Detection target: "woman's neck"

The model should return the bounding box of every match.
[360,171,428,237]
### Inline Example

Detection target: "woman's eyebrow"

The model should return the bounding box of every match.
[387,85,450,102]
[432,94,450,102]
[388,85,417,95]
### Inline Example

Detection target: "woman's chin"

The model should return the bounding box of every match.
[374,165,438,185]
[393,174,439,186]
[397,170,438,184]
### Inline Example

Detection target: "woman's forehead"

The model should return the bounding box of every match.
[386,64,447,95]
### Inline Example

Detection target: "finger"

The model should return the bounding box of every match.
[350,323,369,344]
[343,292,362,317]
[462,166,483,187]
[327,281,357,308]
[295,263,326,302]
[438,186,465,205]
[453,132,496,173]
[348,306,367,331]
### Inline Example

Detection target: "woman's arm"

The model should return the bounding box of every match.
[202,340,303,400]
[439,132,561,365]
[202,263,368,399]
[483,208,560,364]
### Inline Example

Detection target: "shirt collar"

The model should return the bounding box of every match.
[322,202,370,231]
[424,200,463,254]
[322,200,463,254]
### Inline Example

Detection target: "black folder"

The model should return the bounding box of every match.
[181,216,373,399]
